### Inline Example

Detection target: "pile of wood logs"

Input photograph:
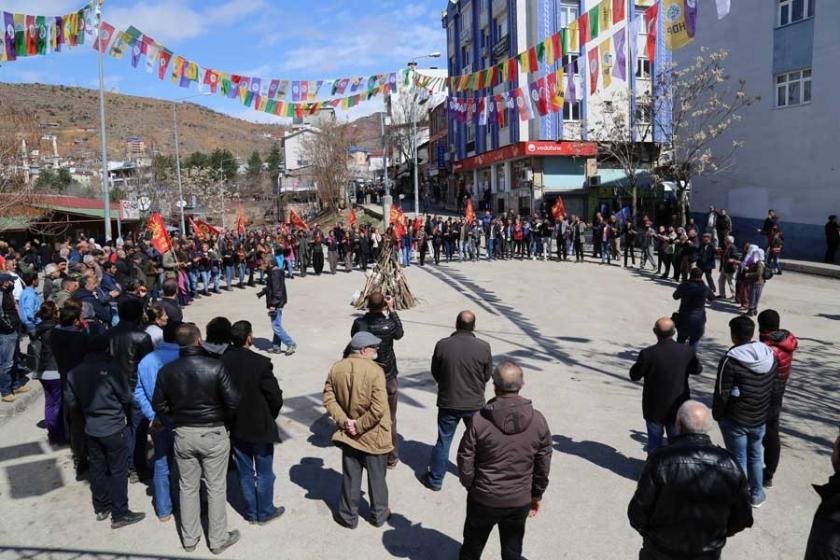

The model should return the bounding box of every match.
[353,238,417,310]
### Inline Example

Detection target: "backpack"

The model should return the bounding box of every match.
[762,266,774,281]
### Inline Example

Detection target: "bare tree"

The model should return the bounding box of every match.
[389,87,431,177]
[589,90,658,220]
[300,120,352,212]
[652,48,758,223]
[0,103,39,231]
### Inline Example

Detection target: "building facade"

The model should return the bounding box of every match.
[674,0,836,261]
[442,0,665,217]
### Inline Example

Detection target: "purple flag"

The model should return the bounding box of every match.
[227,83,239,99]
[55,16,63,52]
[684,0,698,38]
[613,28,626,81]
[3,12,15,61]
[566,62,577,105]
[130,39,142,67]
[250,77,261,94]
[291,80,301,101]
[268,79,279,99]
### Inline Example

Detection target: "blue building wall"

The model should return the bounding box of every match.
[543,158,586,189]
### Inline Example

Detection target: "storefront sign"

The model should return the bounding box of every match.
[454,141,597,172]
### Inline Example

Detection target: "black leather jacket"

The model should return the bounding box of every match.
[152,346,240,427]
[351,311,404,380]
[628,434,753,558]
[107,321,154,389]
[261,267,287,309]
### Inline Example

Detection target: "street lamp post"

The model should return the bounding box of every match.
[95,4,111,241]
[172,93,211,235]
[407,52,440,217]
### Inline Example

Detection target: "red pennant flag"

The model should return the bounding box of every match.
[203,69,220,93]
[552,32,563,60]
[389,205,405,226]
[148,213,173,254]
[613,0,626,24]
[588,47,600,95]
[26,15,37,55]
[188,217,204,240]
[158,49,172,80]
[236,210,246,235]
[528,46,539,72]
[579,12,591,45]
[465,198,475,224]
[495,95,505,126]
[92,20,115,53]
[551,197,567,221]
[348,208,357,226]
[197,220,221,237]
[289,208,309,229]
[645,3,659,65]
[507,58,518,82]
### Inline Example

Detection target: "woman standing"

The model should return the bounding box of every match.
[744,247,767,316]
[672,267,713,353]
[144,304,168,348]
[33,302,63,444]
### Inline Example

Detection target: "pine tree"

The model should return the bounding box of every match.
[247,150,263,178]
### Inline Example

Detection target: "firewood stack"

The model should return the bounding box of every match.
[353,237,417,310]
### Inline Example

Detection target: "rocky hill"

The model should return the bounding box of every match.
[0,83,283,162]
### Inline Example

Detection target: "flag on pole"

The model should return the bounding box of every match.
[196,220,222,237]
[188,217,204,240]
[148,213,173,254]
[600,38,612,89]
[236,210,246,235]
[613,0,626,24]
[289,208,309,230]
[465,198,475,225]
[551,196,567,221]
[663,0,693,50]
[348,208,357,226]
[613,28,626,81]
[588,47,600,95]
[92,19,114,53]
[645,3,659,63]
[3,12,16,61]
[715,0,731,19]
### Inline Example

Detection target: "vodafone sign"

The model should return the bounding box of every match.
[454,141,597,172]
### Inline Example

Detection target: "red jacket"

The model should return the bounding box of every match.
[760,329,798,383]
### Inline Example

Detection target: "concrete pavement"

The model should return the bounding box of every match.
[0,257,837,559]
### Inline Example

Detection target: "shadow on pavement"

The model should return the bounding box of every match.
[398,439,457,478]
[4,457,64,499]
[0,547,212,560]
[382,513,461,559]
[289,456,342,511]
[553,435,645,482]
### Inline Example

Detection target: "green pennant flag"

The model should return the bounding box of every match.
[75,9,85,45]
[536,41,545,64]
[36,16,47,55]
[561,28,568,55]
[14,14,26,56]
[266,100,276,114]
[244,90,254,107]
[125,25,142,41]
[589,5,599,40]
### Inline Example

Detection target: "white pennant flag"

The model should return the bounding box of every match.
[715,0,731,19]
[628,15,641,75]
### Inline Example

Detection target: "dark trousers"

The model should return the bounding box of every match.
[826,242,838,264]
[427,408,476,487]
[40,379,65,444]
[762,400,784,479]
[573,240,583,261]
[661,254,673,277]
[557,238,567,260]
[460,498,530,560]
[624,244,636,266]
[703,269,717,294]
[87,427,130,520]
[640,543,721,560]
[66,399,88,470]
[386,377,399,464]
[313,250,325,275]
[433,243,441,264]
[337,444,389,527]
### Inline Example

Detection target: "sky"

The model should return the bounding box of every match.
[0,0,448,123]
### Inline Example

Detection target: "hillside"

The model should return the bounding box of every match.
[0,83,283,162]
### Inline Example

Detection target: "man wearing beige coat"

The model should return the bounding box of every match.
[324,331,393,529]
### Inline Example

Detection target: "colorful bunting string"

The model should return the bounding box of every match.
[0,2,97,62]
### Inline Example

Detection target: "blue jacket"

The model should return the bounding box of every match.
[18,287,41,333]
[134,342,180,421]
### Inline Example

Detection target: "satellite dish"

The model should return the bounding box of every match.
[137,196,151,211]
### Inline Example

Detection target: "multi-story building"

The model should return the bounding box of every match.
[442,0,666,217]
[673,0,836,261]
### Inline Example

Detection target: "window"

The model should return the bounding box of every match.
[467,123,475,143]
[461,45,470,67]
[494,16,507,42]
[558,2,579,29]
[778,0,814,27]
[635,104,652,124]
[561,53,580,74]
[563,101,582,121]
[636,58,651,79]
[775,69,812,107]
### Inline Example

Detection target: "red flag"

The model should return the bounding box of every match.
[394,220,407,239]
[389,205,405,226]
[147,213,173,254]
[551,32,563,60]
[203,69,220,93]
[289,208,309,229]
[588,47,600,95]
[348,208,357,226]
[26,15,37,55]
[158,49,172,80]
[188,217,204,240]
[197,220,221,237]
[465,198,475,224]
[551,197,567,221]
[613,0,626,24]
[93,20,115,53]
[506,58,518,82]
[236,210,246,235]
[645,3,659,65]
[528,46,539,71]
[579,12,591,45]
[495,95,505,126]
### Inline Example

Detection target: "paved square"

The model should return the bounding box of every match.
[0,260,837,559]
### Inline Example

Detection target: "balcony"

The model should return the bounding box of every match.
[493,35,509,59]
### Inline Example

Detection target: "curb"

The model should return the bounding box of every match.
[783,261,840,279]
[0,380,43,421]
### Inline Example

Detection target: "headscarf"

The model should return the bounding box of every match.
[742,244,761,268]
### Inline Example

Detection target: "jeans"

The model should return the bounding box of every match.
[401,243,412,267]
[238,264,247,286]
[677,325,704,354]
[125,403,149,476]
[386,377,399,464]
[271,308,295,348]
[427,408,476,487]
[719,419,766,503]
[0,332,21,396]
[87,427,130,520]
[151,425,176,518]
[749,283,764,312]
[645,421,677,452]
[541,237,551,260]
[231,440,277,522]
[187,270,197,296]
[460,498,530,560]
[600,241,611,264]
[224,265,234,288]
[487,239,497,260]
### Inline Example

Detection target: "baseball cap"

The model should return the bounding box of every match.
[349,331,382,350]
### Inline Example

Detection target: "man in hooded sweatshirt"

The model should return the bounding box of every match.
[757,309,799,488]
[713,315,778,508]
[456,361,552,560]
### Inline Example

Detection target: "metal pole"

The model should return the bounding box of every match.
[96,5,111,241]
[380,107,392,222]
[111,173,122,240]
[219,167,226,229]
[411,66,420,217]
[173,102,186,235]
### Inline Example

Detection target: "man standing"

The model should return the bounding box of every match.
[713,315,777,508]
[323,332,392,529]
[628,401,753,559]
[457,362,552,560]
[639,220,657,271]
[697,233,717,295]
[134,320,181,522]
[259,253,296,355]
[108,299,154,482]
[422,311,493,491]
[222,320,285,525]
[65,335,146,528]
[630,317,702,452]
[672,268,713,353]
[716,208,732,249]
[804,433,840,559]
[153,323,241,554]
[825,215,839,264]
[717,236,740,301]
[0,274,28,402]
[157,279,183,323]
[351,292,404,468]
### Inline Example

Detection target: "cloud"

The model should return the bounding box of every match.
[107,0,267,44]
[1,0,81,13]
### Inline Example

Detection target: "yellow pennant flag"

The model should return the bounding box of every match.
[568,20,580,52]
[544,37,554,65]
[663,0,693,50]
[170,56,184,84]
[551,68,565,111]
[599,0,612,31]
[600,38,612,89]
